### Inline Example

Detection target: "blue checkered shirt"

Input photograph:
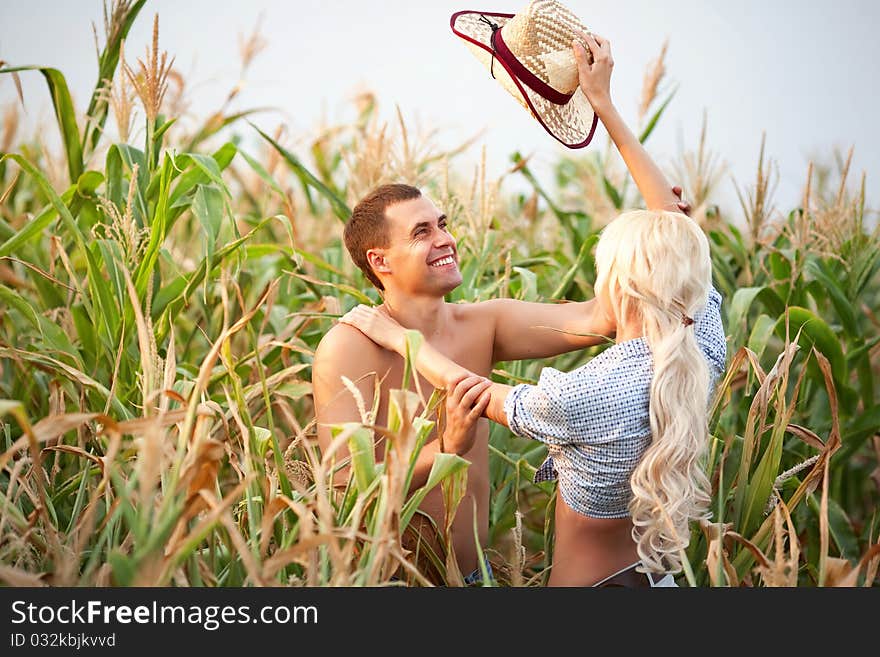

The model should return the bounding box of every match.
[503,286,726,518]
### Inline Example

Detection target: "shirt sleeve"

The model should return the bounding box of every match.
[503,367,572,446]
[694,285,727,381]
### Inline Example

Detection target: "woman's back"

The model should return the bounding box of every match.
[505,286,726,520]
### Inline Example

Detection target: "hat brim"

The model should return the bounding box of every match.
[451,10,598,149]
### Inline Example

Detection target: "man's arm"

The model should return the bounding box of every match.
[313,323,478,491]
[482,296,615,363]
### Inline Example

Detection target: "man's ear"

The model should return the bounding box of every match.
[366,248,391,275]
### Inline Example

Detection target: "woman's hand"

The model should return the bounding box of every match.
[673,186,692,216]
[573,31,613,113]
[338,304,407,354]
[441,374,492,455]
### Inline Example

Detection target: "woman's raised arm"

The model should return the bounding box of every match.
[574,32,682,213]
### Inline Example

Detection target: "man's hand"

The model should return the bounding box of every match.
[338,304,406,354]
[672,186,692,216]
[441,374,492,456]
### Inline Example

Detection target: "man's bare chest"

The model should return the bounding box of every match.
[373,327,494,415]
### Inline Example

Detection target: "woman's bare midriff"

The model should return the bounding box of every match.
[549,493,640,586]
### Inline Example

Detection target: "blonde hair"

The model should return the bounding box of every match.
[594,210,713,574]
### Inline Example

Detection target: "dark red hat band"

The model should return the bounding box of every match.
[450,9,598,149]
[492,29,575,105]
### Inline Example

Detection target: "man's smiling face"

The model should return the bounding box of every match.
[371,195,462,297]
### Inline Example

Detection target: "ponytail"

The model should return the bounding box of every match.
[595,210,713,573]
[629,317,711,573]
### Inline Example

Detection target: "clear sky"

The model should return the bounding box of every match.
[2,0,878,214]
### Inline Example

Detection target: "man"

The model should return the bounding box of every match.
[312,183,689,583]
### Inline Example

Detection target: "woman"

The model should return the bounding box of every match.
[340,32,726,586]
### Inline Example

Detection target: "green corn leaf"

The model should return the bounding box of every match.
[167,143,237,210]
[76,170,105,197]
[709,228,749,272]
[0,285,41,330]
[188,153,227,193]
[105,144,125,207]
[855,353,874,414]
[552,233,597,299]
[602,175,623,210]
[386,388,421,435]
[512,266,538,301]
[403,415,436,494]
[191,183,225,260]
[741,418,787,537]
[186,108,271,152]
[1,154,115,345]
[767,251,792,299]
[293,247,345,276]
[747,314,777,361]
[0,348,125,417]
[0,216,13,242]
[845,334,880,367]
[807,494,861,561]
[834,404,880,463]
[237,147,285,196]
[285,270,374,305]
[273,382,313,401]
[401,453,470,527]
[154,214,277,340]
[252,122,350,222]
[726,286,765,346]
[333,422,379,494]
[37,316,82,365]
[441,460,469,539]
[108,550,136,587]
[106,143,148,220]
[0,198,61,258]
[638,88,676,144]
[252,426,272,459]
[401,330,424,392]
[152,117,177,153]
[774,307,846,387]
[133,152,174,299]
[70,305,98,370]
[709,251,737,299]
[1,66,83,183]
[727,285,785,347]
[804,258,859,336]
[95,239,126,310]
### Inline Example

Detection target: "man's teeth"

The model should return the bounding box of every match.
[431,256,454,267]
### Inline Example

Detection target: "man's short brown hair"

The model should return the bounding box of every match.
[344,184,422,291]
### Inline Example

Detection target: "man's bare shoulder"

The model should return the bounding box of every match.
[315,323,388,363]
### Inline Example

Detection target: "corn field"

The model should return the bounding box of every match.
[0,3,878,587]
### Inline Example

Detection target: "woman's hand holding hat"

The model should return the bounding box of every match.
[570,30,690,215]
[573,31,614,113]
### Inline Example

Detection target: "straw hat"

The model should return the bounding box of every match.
[451,0,598,149]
